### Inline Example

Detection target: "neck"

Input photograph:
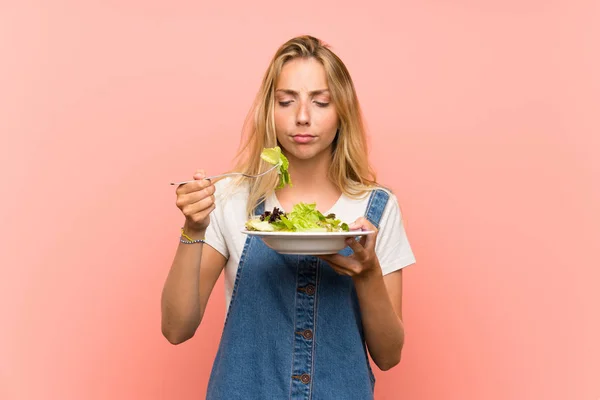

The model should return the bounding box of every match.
[274,148,342,212]
[285,151,332,190]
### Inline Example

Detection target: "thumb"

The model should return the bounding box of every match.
[349,220,362,231]
[193,169,206,180]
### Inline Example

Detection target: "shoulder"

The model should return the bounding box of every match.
[351,185,405,231]
[334,184,403,229]
[370,185,404,222]
[345,183,400,213]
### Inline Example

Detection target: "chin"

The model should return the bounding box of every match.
[290,147,331,162]
[284,150,312,161]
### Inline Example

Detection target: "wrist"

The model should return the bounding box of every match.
[182,223,207,241]
[352,265,383,286]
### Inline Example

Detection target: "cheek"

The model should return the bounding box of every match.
[273,113,284,135]
[321,110,339,132]
[274,109,291,132]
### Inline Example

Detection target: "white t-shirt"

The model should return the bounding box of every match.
[204,178,416,312]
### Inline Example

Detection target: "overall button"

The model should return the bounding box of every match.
[305,284,316,295]
[292,374,311,384]
[302,329,313,340]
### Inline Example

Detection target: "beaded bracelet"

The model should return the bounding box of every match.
[180,228,206,244]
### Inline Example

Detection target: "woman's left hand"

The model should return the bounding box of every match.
[317,217,381,278]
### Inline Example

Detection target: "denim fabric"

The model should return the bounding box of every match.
[206,189,390,400]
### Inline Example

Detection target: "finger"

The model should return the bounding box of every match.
[322,258,362,276]
[176,185,215,209]
[351,216,377,231]
[184,184,215,203]
[193,169,206,180]
[363,230,378,252]
[348,217,367,231]
[317,258,351,276]
[318,253,350,268]
[181,195,215,216]
[330,266,352,276]
[352,217,378,251]
[359,234,367,248]
[176,178,213,195]
[345,237,366,257]
[188,203,216,224]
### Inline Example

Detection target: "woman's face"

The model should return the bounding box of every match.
[273,57,340,162]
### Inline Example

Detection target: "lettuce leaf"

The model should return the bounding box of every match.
[245,202,350,232]
[260,146,292,189]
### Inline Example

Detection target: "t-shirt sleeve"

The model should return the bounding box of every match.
[375,192,416,275]
[203,180,230,260]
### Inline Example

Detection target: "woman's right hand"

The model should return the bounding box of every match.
[175,169,216,235]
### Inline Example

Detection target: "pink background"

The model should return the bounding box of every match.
[1,1,599,399]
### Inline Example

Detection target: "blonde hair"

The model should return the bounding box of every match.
[229,35,379,217]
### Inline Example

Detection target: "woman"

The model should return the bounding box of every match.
[161,35,416,399]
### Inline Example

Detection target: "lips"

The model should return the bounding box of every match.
[292,134,315,144]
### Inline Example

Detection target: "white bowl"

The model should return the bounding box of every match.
[241,230,373,255]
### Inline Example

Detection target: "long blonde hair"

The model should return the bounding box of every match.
[229,35,378,217]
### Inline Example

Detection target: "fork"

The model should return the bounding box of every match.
[169,164,279,185]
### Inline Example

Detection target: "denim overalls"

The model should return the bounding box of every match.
[206,189,390,400]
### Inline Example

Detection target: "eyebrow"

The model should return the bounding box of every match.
[275,89,330,96]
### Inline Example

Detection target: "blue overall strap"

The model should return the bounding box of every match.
[364,188,390,229]
[253,199,266,216]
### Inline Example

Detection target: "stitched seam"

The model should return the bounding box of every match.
[364,190,376,225]
[288,255,300,400]
[222,236,252,328]
[373,190,384,228]
[368,189,389,229]
[308,258,321,400]
[362,189,387,391]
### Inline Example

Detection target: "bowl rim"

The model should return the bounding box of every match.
[241,229,374,237]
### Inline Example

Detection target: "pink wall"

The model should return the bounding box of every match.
[1,1,598,399]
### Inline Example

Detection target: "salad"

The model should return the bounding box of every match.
[245,202,350,233]
[250,147,347,232]
[261,146,292,189]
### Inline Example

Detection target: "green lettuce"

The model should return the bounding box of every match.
[245,202,349,232]
[260,146,291,189]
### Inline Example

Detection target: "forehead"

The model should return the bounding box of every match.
[276,58,328,91]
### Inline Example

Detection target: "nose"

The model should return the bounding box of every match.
[296,100,310,126]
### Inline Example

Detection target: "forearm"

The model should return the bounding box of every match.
[353,267,405,371]
[161,229,205,343]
